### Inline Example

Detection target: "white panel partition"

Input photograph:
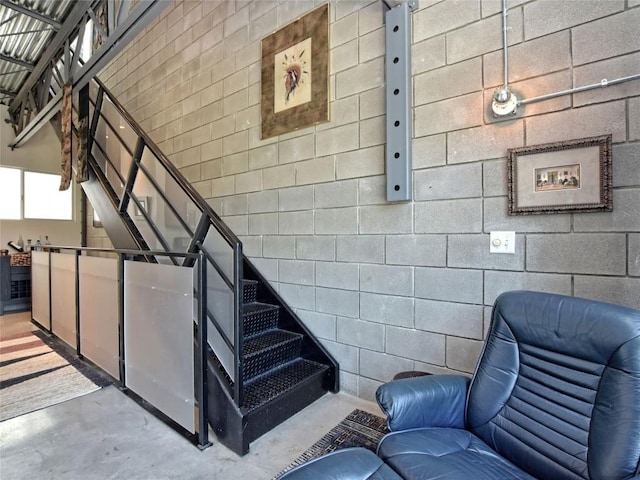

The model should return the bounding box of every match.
[124,261,195,433]
[206,263,235,382]
[203,226,235,285]
[203,225,237,382]
[51,252,77,348]
[31,251,50,330]
[79,256,119,379]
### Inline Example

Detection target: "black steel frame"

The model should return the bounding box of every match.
[78,74,340,452]
[85,78,247,408]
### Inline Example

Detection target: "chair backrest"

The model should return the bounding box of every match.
[466,291,640,480]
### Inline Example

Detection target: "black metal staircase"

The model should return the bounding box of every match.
[74,77,338,455]
[209,269,335,454]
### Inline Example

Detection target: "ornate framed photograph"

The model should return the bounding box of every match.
[261,3,329,139]
[508,135,612,215]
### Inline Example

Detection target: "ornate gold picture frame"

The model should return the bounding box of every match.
[508,135,613,215]
[261,4,329,139]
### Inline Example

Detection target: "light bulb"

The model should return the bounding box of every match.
[491,86,518,117]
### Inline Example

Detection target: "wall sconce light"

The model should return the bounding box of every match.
[491,85,518,117]
[491,0,640,116]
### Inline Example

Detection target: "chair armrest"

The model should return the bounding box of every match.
[376,374,470,431]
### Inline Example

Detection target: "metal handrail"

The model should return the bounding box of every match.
[93,77,241,250]
[90,92,198,240]
[87,78,245,406]
[37,245,199,258]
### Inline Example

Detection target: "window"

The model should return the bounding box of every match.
[24,171,73,220]
[0,166,21,219]
[0,167,73,221]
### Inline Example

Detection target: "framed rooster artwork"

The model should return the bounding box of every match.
[261,3,329,139]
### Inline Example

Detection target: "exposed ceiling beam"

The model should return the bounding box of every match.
[9,89,61,145]
[0,28,52,37]
[0,12,18,27]
[8,0,167,148]
[74,0,167,92]
[0,68,29,76]
[0,0,62,29]
[0,53,34,70]
[8,0,93,115]
[0,87,16,97]
[117,0,133,25]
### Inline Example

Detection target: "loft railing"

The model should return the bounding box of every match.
[80,77,246,407]
[30,246,211,448]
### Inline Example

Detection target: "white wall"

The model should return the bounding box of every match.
[0,105,82,249]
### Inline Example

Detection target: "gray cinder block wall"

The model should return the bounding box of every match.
[97,0,640,400]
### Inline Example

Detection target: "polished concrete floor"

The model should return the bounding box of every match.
[0,312,381,479]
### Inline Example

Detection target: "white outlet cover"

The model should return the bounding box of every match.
[490,231,516,254]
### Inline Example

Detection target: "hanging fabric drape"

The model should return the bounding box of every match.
[59,81,72,191]
[76,116,88,183]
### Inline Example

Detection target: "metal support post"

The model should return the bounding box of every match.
[233,243,244,407]
[384,1,417,202]
[47,249,52,333]
[75,250,82,357]
[196,251,212,449]
[118,253,127,389]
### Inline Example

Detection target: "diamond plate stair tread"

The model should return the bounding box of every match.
[242,359,328,412]
[242,302,278,315]
[242,302,280,336]
[242,279,258,303]
[243,330,302,356]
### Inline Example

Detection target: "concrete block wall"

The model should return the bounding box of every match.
[99,0,640,400]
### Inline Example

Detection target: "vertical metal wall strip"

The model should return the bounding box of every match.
[197,251,211,449]
[118,253,126,388]
[385,2,415,202]
[75,250,81,356]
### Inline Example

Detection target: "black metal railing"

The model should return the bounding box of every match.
[82,78,246,408]
[30,245,211,449]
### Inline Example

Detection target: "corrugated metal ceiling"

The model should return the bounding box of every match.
[0,0,74,104]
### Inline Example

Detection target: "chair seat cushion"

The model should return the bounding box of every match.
[279,447,403,480]
[378,428,537,480]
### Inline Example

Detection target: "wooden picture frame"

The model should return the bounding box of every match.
[261,3,329,139]
[508,135,612,215]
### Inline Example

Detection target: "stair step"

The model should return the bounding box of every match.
[243,330,303,380]
[242,302,279,336]
[242,359,328,412]
[242,279,258,304]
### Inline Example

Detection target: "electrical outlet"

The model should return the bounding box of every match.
[490,231,515,254]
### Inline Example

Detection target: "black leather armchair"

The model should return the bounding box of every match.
[281,291,640,480]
